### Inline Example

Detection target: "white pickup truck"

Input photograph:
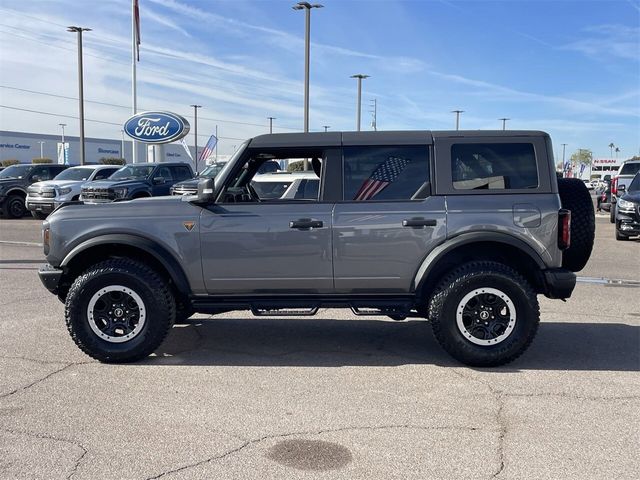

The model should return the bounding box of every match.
[610,159,640,223]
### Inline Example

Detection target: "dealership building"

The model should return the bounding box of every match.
[0,130,196,168]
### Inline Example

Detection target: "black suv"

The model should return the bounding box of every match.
[614,172,640,240]
[0,163,68,218]
[81,162,193,202]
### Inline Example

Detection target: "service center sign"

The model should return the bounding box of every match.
[124,111,190,144]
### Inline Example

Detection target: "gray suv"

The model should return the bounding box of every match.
[38,131,595,367]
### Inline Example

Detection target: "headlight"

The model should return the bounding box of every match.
[56,187,72,196]
[112,187,128,199]
[617,198,635,210]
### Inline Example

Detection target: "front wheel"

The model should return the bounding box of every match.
[65,258,175,363]
[1,194,26,219]
[429,262,540,367]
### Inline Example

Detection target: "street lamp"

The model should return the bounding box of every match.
[499,118,510,130]
[451,110,464,130]
[351,74,370,131]
[38,141,45,159]
[293,1,323,169]
[58,123,66,143]
[67,26,91,165]
[323,125,330,132]
[268,117,276,134]
[191,104,202,172]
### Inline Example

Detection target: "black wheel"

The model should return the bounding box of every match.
[557,178,595,272]
[610,205,616,224]
[429,261,540,367]
[65,258,175,363]
[1,194,26,219]
[30,211,48,220]
[615,226,629,241]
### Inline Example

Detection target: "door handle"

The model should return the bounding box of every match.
[289,218,324,229]
[402,218,437,228]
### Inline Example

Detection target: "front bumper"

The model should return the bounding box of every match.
[38,264,63,294]
[543,268,576,299]
[616,207,640,235]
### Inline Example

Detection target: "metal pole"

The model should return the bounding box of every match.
[131,0,137,163]
[38,141,44,158]
[323,126,330,132]
[268,117,276,134]
[370,98,377,131]
[59,123,66,143]
[451,110,464,130]
[561,143,568,177]
[68,27,90,165]
[351,74,369,131]
[191,105,201,173]
[499,118,510,130]
[121,130,125,161]
[215,124,218,161]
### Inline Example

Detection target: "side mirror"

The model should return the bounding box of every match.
[153,176,166,185]
[31,175,41,183]
[618,184,626,192]
[195,178,214,203]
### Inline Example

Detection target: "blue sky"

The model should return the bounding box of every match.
[0,0,638,159]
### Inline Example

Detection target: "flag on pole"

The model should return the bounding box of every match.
[179,138,194,161]
[198,135,218,163]
[134,0,141,61]
[354,156,411,201]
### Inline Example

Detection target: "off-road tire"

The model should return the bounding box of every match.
[1,194,26,219]
[30,211,48,220]
[65,258,175,363]
[558,178,595,272]
[428,261,540,367]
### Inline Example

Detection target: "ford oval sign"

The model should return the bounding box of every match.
[123,111,190,144]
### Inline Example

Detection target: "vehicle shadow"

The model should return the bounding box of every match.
[142,317,640,372]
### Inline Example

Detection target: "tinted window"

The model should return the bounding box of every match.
[343,146,429,201]
[451,143,538,190]
[619,162,640,176]
[628,173,640,193]
[110,165,154,180]
[293,179,320,200]
[93,168,118,180]
[0,165,33,179]
[172,166,192,181]
[54,167,94,181]
[31,166,54,181]
[157,167,173,181]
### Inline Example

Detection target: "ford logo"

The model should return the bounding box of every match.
[123,111,190,144]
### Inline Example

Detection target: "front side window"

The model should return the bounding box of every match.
[343,146,429,201]
[93,168,118,180]
[172,166,192,181]
[451,143,538,190]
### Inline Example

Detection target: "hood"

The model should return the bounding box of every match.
[83,179,149,189]
[48,195,192,221]
[31,180,82,189]
[621,191,640,203]
[172,178,200,189]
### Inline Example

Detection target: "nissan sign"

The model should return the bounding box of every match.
[124,111,190,144]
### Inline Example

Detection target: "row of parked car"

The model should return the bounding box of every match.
[0,160,320,219]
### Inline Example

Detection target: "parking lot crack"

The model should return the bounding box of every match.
[0,362,89,400]
[0,428,88,480]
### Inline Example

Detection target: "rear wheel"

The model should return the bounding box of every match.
[429,262,539,367]
[1,194,26,219]
[557,178,595,272]
[65,258,175,363]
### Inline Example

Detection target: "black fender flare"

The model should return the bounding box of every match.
[60,233,191,295]
[5,187,27,197]
[413,232,547,292]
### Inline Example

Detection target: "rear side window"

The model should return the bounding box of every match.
[343,146,430,201]
[619,162,640,176]
[451,143,538,190]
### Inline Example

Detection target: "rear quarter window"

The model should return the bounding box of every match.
[451,143,538,190]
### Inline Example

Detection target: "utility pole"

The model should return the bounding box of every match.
[268,117,276,134]
[293,2,323,170]
[370,98,377,131]
[323,125,330,132]
[351,74,370,131]
[499,118,510,130]
[59,123,66,143]
[561,143,568,177]
[67,26,91,165]
[191,104,202,173]
[451,110,464,130]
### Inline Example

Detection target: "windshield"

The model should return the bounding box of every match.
[199,163,226,178]
[0,164,33,179]
[110,165,155,180]
[54,167,94,181]
[619,162,640,176]
[628,173,640,193]
[214,141,249,191]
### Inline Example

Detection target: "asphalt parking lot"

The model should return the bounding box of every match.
[0,214,638,480]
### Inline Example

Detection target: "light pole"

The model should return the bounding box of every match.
[451,110,464,130]
[293,1,323,170]
[561,143,568,177]
[351,74,370,131]
[499,118,510,130]
[38,141,45,159]
[268,117,276,134]
[191,104,202,172]
[58,123,66,143]
[120,129,126,161]
[323,125,330,132]
[68,26,91,165]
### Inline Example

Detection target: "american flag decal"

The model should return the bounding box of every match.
[354,156,411,201]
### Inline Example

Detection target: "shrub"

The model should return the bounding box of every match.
[99,157,126,165]
[32,158,53,164]
[287,160,304,172]
[1,159,20,167]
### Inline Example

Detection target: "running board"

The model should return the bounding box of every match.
[251,307,319,317]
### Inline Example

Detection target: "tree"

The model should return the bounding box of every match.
[615,147,620,158]
[608,142,615,157]
[287,160,304,172]
[569,149,592,178]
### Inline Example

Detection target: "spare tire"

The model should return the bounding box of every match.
[558,178,595,272]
